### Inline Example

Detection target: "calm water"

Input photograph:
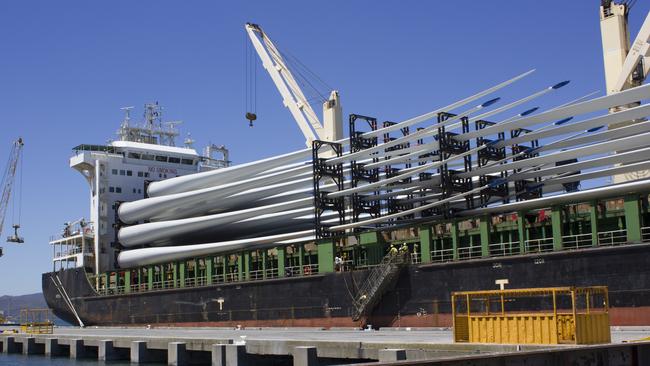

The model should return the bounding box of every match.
[0,354,163,365]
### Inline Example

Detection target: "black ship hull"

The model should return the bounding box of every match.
[43,243,650,327]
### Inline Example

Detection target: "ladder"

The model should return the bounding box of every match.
[351,252,406,321]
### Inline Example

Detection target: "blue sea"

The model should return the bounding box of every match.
[0,354,162,365]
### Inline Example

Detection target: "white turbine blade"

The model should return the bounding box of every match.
[459,83,650,141]
[117,230,314,267]
[359,70,535,138]
[118,197,312,247]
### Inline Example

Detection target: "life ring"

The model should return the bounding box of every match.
[303,266,312,275]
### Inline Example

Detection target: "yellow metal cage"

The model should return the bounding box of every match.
[452,286,610,344]
[19,308,54,335]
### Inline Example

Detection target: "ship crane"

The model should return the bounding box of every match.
[245,23,343,146]
[601,1,650,94]
[0,138,25,257]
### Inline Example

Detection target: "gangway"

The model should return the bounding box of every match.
[351,252,406,321]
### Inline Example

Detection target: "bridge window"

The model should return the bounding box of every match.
[128,152,141,159]
[142,154,154,161]
[155,156,168,162]
[168,157,181,164]
[181,158,194,165]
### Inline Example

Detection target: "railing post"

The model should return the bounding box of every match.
[277,247,286,278]
[124,270,131,293]
[243,251,250,280]
[179,261,186,288]
[479,215,491,257]
[206,257,213,285]
[173,262,178,288]
[147,267,153,290]
[624,194,642,243]
[418,226,432,263]
[451,220,459,261]
[590,200,599,247]
[317,240,335,273]
[517,211,527,253]
[551,206,563,251]
[261,250,267,279]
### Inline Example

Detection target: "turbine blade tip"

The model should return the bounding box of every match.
[481,97,501,108]
[554,117,574,125]
[552,80,571,90]
[521,107,539,116]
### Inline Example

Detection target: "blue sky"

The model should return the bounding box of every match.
[0,1,648,295]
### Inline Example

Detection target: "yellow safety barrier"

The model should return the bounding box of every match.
[452,286,611,345]
[19,308,54,335]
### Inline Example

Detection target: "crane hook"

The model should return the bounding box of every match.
[246,112,257,127]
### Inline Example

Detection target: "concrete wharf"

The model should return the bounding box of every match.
[1,327,650,365]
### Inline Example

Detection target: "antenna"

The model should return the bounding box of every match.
[120,106,134,123]
[184,133,195,148]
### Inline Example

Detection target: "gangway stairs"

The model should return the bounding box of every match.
[352,252,406,321]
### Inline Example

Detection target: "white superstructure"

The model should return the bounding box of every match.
[51,103,229,275]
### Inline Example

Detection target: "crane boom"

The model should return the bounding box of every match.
[245,23,343,146]
[0,138,24,242]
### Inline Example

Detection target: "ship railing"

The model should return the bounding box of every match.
[597,229,627,247]
[265,267,279,279]
[524,237,554,253]
[96,285,126,296]
[151,279,176,290]
[354,259,370,269]
[185,276,208,287]
[249,270,264,281]
[284,264,318,277]
[641,226,650,242]
[410,252,421,264]
[457,245,482,260]
[430,248,454,263]
[561,233,593,250]
[488,240,520,257]
[212,274,226,283]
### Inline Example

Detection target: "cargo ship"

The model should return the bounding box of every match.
[43,2,650,327]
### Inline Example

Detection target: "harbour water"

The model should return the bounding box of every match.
[0,353,136,365]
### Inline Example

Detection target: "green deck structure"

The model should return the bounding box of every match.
[94,193,649,296]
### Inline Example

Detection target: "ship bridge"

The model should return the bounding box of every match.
[50,219,94,271]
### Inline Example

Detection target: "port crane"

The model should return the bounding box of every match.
[0,137,25,258]
[601,0,650,94]
[245,23,343,146]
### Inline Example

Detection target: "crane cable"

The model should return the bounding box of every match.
[244,30,257,126]
[17,148,22,226]
[10,142,23,227]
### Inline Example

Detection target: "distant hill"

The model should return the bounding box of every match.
[0,293,67,325]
